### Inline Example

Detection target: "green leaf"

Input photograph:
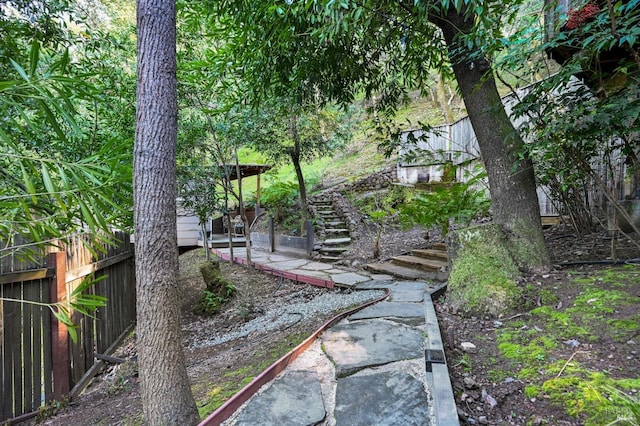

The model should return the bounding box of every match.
[20,164,38,205]
[29,42,40,77]
[10,59,29,81]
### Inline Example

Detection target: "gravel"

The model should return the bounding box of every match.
[186,289,384,349]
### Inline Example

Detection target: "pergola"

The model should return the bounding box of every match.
[219,163,272,209]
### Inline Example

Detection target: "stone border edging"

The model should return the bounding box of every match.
[197,288,391,426]
[425,290,460,425]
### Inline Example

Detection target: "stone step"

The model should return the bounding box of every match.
[314,202,333,207]
[323,237,352,246]
[320,255,343,262]
[325,228,350,234]
[365,262,448,282]
[319,246,348,254]
[412,249,448,261]
[317,210,336,215]
[391,255,448,272]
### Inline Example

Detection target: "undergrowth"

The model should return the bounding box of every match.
[495,265,640,424]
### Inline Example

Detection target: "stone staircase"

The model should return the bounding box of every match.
[366,242,449,282]
[310,199,352,262]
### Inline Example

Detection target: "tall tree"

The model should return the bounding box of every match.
[241,101,352,232]
[134,0,199,423]
[428,3,550,269]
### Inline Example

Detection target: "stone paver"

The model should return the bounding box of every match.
[331,272,372,287]
[299,261,335,271]
[349,302,425,323]
[263,258,309,270]
[321,319,424,377]
[335,371,430,426]
[232,371,325,426]
[287,269,331,280]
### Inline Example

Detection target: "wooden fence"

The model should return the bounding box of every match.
[397,78,631,217]
[0,232,136,424]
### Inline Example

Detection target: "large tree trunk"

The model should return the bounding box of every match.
[134,0,200,424]
[430,6,550,271]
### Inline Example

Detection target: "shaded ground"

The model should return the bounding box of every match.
[35,225,640,426]
[38,249,374,425]
[438,226,640,426]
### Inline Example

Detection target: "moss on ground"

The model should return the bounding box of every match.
[447,224,522,317]
[493,266,640,424]
[195,333,308,418]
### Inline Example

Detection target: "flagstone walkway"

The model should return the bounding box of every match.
[199,247,459,426]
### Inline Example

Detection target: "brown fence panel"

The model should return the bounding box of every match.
[0,277,53,422]
[0,231,136,423]
[63,232,136,390]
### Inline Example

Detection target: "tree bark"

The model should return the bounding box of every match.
[289,115,309,234]
[134,0,200,424]
[234,145,252,267]
[430,6,550,270]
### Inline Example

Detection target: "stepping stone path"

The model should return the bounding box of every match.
[309,198,352,262]
[222,279,441,425]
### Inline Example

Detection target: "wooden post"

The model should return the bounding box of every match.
[48,252,70,400]
[256,172,262,209]
[268,216,275,253]
[306,220,314,256]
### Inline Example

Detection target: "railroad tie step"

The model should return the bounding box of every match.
[325,228,350,234]
[391,255,448,272]
[320,246,348,254]
[323,237,352,245]
[412,249,448,261]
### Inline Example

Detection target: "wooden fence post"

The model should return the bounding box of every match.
[268,216,275,253]
[48,252,70,400]
[306,220,314,256]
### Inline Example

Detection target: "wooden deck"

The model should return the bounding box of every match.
[197,234,247,249]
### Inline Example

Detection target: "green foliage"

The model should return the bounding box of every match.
[399,172,490,237]
[499,0,640,233]
[0,41,133,243]
[260,179,300,222]
[447,224,522,317]
[494,266,640,423]
[538,374,640,425]
[352,186,409,258]
[177,162,224,226]
[194,260,236,316]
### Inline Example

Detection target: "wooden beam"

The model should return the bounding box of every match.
[65,251,133,283]
[0,268,52,285]
[48,252,70,400]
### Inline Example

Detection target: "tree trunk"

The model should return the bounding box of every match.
[430,6,550,271]
[134,0,200,424]
[436,74,455,124]
[289,115,309,234]
[201,222,210,261]
[234,145,252,267]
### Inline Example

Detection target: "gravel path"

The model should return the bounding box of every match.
[185,289,385,349]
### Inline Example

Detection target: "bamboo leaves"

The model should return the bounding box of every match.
[1,41,133,244]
